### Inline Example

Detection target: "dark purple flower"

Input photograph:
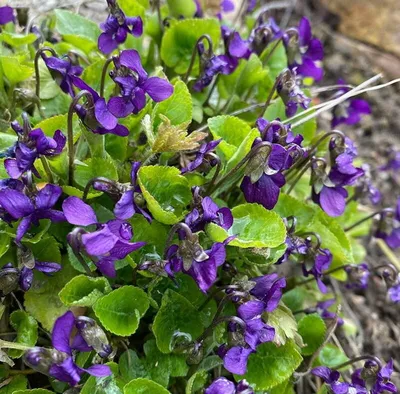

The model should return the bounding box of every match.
[277,69,311,117]
[181,140,221,174]
[19,260,61,292]
[284,17,324,81]
[248,17,281,56]
[381,149,400,172]
[223,300,275,375]
[372,359,397,393]
[193,49,229,92]
[5,123,66,179]
[71,76,129,136]
[108,50,173,116]
[249,273,286,312]
[98,1,143,54]
[0,6,15,25]
[165,237,232,293]
[375,199,400,249]
[25,311,111,386]
[332,80,371,127]
[219,26,250,74]
[345,263,370,290]
[41,54,83,97]
[184,188,233,233]
[316,298,344,325]
[312,366,357,393]
[241,119,304,210]
[63,196,145,277]
[0,184,65,242]
[302,247,332,293]
[111,161,151,221]
[312,137,364,217]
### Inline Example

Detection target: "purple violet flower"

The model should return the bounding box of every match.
[108,50,173,116]
[41,54,83,97]
[0,184,65,242]
[312,366,359,393]
[277,69,311,117]
[312,137,364,217]
[241,119,304,210]
[345,263,370,290]
[302,247,332,293]
[284,17,324,81]
[165,237,232,293]
[181,140,221,174]
[316,298,344,325]
[110,161,152,221]
[19,260,61,292]
[332,80,371,128]
[249,273,286,311]
[98,0,143,54]
[5,121,66,179]
[71,76,129,136]
[184,187,233,233]
[0,6,15,25]
[206,377,252,394]
[223,300,275,375]
[25,311,111,386]
[375,199,400,249]
[248,17,281,56]
[63,196,145,277]
[388,283,400,303]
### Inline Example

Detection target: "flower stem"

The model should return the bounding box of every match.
[100,57,114,97]
[376,239,400,272]
[40,156,54,184]
[208,141,272,195]
[0,339,31,351]
[82,176,116,202]
[344,208,394,232]
[333,355,382,371]
[204,153,222,196]
[183,35,213,83]
[34,47,57,99]
[67,90,93,185]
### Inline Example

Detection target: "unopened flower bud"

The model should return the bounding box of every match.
[0,265,20,297]
[17,246,35,269]
[24,347,67,375]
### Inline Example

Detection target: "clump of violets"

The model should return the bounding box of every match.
[98,0,143,54]
[24,311,111,386]
[241,119,304,210]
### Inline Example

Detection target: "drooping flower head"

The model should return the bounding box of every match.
[241,119,304,210]
[184,187,233,233]
[312,366,364,393]
[181,139,221,174]
[0,184,65,242]
[71,76,129,136]
[41,54,83,97]
[248,17,281,56]
[24,311,111,386]
[98,0,143,54]
[63,196,145,277]
[5,118,66,179]
[108,50,173,116]
[284,17,324,81]
[375,199,400,249]
[277,69,311,117]
[312,136,364,217]
[345,263,370,290]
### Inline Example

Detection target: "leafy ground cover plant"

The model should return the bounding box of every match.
[0,1,399,393]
